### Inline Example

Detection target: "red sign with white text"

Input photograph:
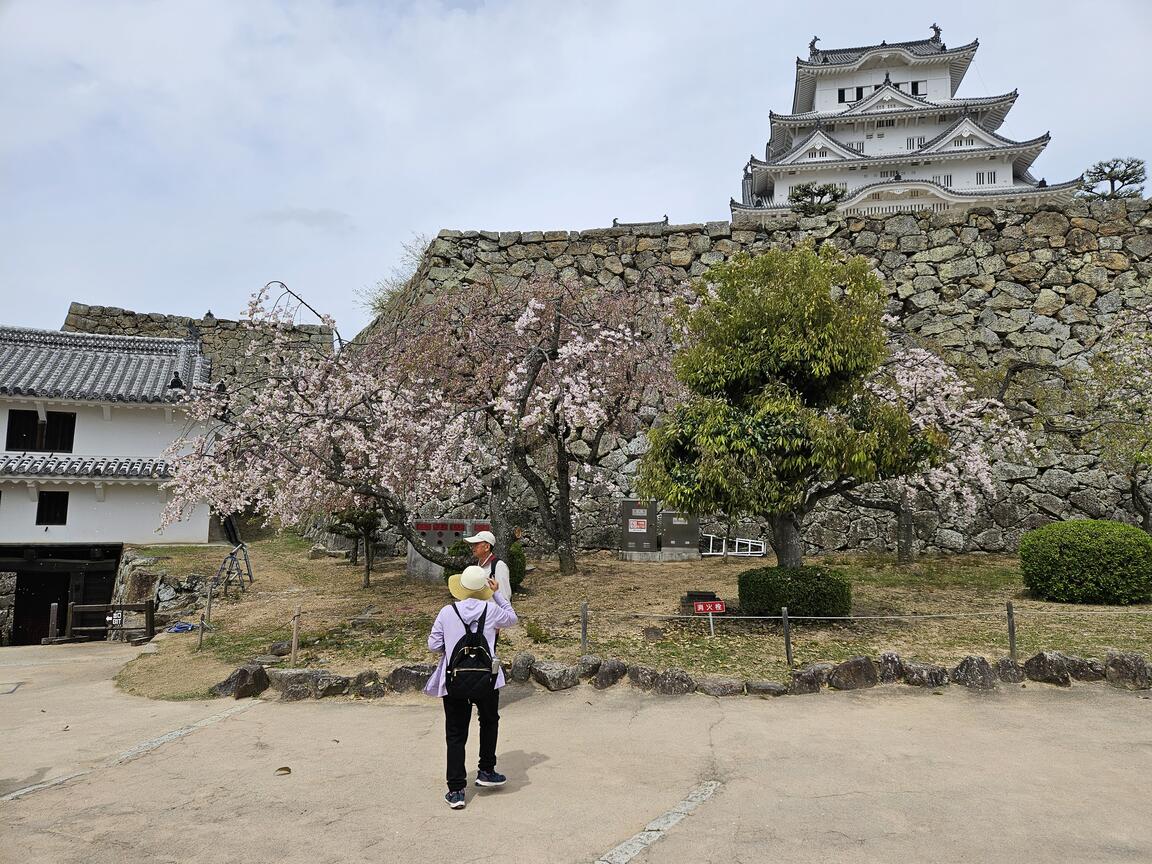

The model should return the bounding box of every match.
[692,601,726,614]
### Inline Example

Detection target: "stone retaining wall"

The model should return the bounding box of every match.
[62,302,332,382]
[408,199,1152,555]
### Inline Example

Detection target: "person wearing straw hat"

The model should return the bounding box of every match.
[425,564,518,810]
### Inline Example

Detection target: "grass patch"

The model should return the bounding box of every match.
[117,535,1152,697]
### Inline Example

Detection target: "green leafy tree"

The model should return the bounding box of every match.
[638,244,943,567]
[787,182,847,216]
[1080,157,1145,200]
[328,505,383,588]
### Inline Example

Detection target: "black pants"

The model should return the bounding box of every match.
[442,689,500,792]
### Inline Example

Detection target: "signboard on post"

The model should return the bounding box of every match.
[692,599,725,636]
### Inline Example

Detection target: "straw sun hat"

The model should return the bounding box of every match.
[448,565,495,601]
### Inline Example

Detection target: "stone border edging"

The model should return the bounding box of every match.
[209,648,1152,701]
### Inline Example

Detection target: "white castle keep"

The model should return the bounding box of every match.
[732,26,1080,222]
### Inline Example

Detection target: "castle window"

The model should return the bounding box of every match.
[36,490,69,526]
[879,170,897,178]
[911,81,927,96]
[838,88,849,103]
[879,118,895,127]
[6,409,76,453]
[932,174,953,186]
[906,136,926,150]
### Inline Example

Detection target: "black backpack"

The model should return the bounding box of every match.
[446,602,496,699]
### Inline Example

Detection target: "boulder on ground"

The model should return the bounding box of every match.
[878,651,904,683]
[996,657,1025,683]
[252,655,283,666]
[307,544,327,560]
[388,664,436,693]
[576,655,602,679]
[531,661,580,691]
[510,652,535,683]
[594,658,628,689]
[696,678,744,697]
[828,656,878,690]
[314,673,350,698]
[269,640,292,657]
[266,668,318,701]
[789,662,834,695]
[628,665,658,690]
[1057,653,1105,682]
[951,656,997,690]
[350,670,387,698]
[902,661,949,688]
[211,663,269,699]
[746,680,788,697]
[1024,651,1071,687]
[1105,652,1151,690]
[654,668,695,696]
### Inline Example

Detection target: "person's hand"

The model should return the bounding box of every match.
[487,578,500,593]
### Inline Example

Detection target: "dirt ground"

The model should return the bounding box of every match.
[118,535,1152,700]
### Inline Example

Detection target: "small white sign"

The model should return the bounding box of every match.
[628,519,648,533]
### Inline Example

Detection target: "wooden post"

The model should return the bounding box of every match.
[290,605,301,667]
[144,600,155,640]
[205,579,214,626]
[65,602,75,639]
[782,606,793,667]
[48,603,59,640]
[707,611,715,638]
[197,613,205,651]
[580,602,588,654]
[1007,601,1017,663]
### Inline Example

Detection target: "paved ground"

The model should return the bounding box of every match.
[1,644,1151,864]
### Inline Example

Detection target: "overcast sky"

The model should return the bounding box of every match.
[2,0,1149,336]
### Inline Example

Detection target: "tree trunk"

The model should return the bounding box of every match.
[553,433,578,577]
[767,513,805,568]
[489,464,512,561]
[348,537,359,567]
[1132,472,1151,534]
[361,528,373,588]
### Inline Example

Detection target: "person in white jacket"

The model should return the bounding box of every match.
[424,565,517,809]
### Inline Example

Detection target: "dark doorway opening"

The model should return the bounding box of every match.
[11,572,70,645]
[0,545,123,646]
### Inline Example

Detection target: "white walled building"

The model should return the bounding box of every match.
[732,26,1080,222]
[0,327,211,546]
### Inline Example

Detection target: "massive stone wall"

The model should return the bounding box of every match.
[62,302,332,381]
[413,199,1152,555]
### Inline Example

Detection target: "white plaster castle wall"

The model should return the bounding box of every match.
[812,63,953,112]
[0,402,188,459]
[0,482,209,544]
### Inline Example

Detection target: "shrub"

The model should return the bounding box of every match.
[737,565,852,619]
[506,541,527,593]
[522,619,551,643]
[1020,519,1152,605]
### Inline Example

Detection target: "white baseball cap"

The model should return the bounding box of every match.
[464,530,496,546]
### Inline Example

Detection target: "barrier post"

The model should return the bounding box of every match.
[144,600,155,639]
[782,606,793,667]
[66,602,75,638]
[580,602,589,654]
[290,606,302,666]
[48,603,59,640]
[1007,601,1017,662]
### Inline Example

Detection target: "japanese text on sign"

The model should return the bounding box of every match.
[692,601,726,614]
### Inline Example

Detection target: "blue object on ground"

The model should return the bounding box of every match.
[166,622,197,633]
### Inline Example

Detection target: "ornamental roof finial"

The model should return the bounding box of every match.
[808,35,819,57]
[930,23,942,41]
[883,71,891,84]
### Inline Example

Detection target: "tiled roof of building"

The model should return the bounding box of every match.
[799,37,978,67]
[769,92,1017,125]
[0,326,209,403]
[0,454,171,479]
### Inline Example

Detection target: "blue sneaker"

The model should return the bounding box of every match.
[476,770,507,787]
[445,790,466,809]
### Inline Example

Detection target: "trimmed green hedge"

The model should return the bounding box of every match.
[506,541,527,593]
[1020,519,1152,605]
[737,565,852,618]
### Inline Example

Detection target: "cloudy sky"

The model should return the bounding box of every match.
[2,0,1149,336]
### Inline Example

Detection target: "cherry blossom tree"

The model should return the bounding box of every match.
[161,284,486,569]
[845,338,1032,562]
[163,273,685,577]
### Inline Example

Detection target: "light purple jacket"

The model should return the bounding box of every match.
[424,593,518,697]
